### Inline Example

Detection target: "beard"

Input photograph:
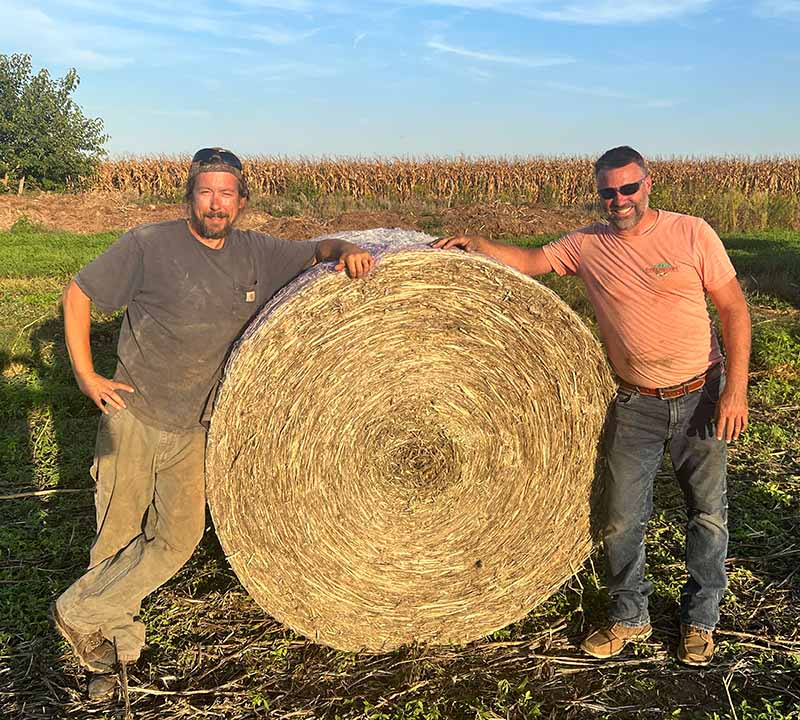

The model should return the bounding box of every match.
[189,207,235,240]
[606,194,649,231]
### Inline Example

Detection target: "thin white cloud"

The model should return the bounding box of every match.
[151,110,212,118]
[528,0,712,24]
[230,0,314,11]
[0,2,134,69]
[546,81,628,99]
[602,60,694,74]
[427,39,574,67]
[421,17,458,33]
[70,48,133,69]
[236,61,338,79]
[222,47,258,56]
[545,81,680,108]
[468,66,492,79]
[754,0,800,17]
[48,0,319,45]
[50,0,243,30]
[421,0,712,25]
[644,98,680,109]
[353,31,368,47]
[249,25,319,44]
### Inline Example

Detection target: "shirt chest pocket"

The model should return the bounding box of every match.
[232,280,260,321]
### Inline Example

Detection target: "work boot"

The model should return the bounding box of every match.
[87,673,117,701]
[678,624,715,666]
[580,622,653,659]
[50,603,116,673]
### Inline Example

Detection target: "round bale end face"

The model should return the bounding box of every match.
[206,229,614,652]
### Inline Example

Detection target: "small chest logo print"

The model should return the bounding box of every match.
[644,261,678,278]
[245,290,256,302]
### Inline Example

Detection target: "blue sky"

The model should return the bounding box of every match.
[3,0,799,157]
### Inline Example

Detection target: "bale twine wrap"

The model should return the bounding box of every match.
[206,228,615,652]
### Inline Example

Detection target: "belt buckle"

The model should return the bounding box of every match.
[657,384,683,399]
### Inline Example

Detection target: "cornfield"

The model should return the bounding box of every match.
[95,156,800,206]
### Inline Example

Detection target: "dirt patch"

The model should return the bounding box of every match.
[0,192,179,234]
[440,201,592,238]
[251,210,417,241]
[0,192,596,239]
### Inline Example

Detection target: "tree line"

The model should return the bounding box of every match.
[0,53,107,192]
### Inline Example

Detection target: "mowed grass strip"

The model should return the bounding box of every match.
[0,218,118,278]
[0,221,798,719]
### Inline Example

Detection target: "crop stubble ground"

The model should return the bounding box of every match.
[0,192,798,720]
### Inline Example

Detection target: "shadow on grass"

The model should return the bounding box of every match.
[0,312,114,714]
[652,465,799,604]
[0,312,239,717]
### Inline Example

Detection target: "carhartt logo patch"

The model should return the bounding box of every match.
[644,261,678,278]
[245,290,256,302]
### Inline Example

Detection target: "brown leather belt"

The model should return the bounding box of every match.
[617,364,721,400]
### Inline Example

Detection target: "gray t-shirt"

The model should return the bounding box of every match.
[75,219,317,431]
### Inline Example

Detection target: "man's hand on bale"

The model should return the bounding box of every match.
[431,235,488,253]
[76,370,134,414]
[335,246,375,278]
[317,238,375,278]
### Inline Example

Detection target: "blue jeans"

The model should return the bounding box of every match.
[603,372,728,631]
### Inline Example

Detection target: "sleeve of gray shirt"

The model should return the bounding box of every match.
[266,237,320,286]
[74,229,145,314]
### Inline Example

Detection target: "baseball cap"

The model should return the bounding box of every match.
[188,147,248,197]
[189,147,244,179]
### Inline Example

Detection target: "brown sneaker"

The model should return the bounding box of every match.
[678,624,714,666]
[49,603,116,673]
[580,622,653,659]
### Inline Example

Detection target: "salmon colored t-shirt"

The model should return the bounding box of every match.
[541,210,736,388]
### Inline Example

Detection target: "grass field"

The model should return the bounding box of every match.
[0,218,798,719]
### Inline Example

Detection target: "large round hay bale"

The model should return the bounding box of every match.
[206,228,614,652]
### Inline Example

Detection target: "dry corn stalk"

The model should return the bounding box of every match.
[94,156,800,204]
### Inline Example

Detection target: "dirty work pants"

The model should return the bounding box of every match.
[56,407,206,663]
[604,372,728,632]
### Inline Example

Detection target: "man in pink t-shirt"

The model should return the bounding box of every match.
[434,146,750,667]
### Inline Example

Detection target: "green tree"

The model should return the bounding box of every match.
[0,53,108,191]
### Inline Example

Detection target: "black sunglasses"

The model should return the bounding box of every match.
[191,147,243,171]
[597,176,648,200]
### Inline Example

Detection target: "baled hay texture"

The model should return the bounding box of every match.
[206,229,615,652]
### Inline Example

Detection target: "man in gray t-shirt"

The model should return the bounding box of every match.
[72,218,323,431]
[52,148,374,697]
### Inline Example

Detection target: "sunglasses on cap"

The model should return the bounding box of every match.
[191,147,243,171]
[597,176,648,200]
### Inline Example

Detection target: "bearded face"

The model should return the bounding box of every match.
[188,171,245,241]
[189,205,235,240]
[596,163,652,232]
